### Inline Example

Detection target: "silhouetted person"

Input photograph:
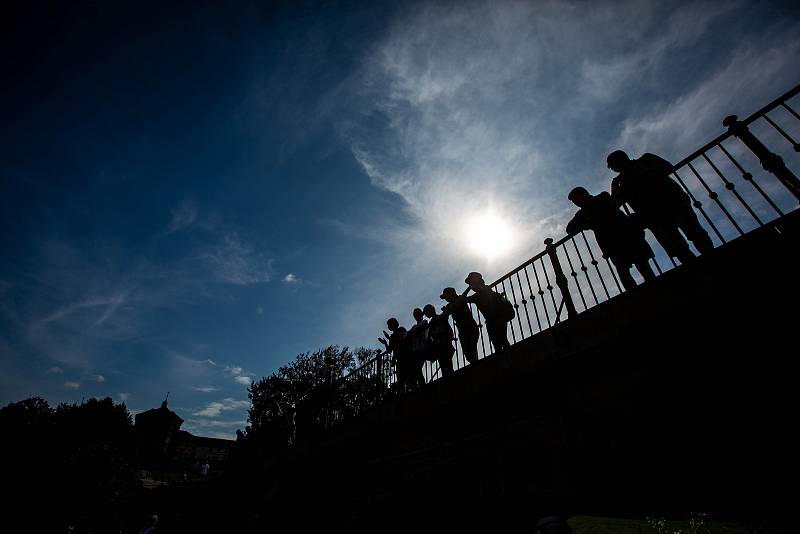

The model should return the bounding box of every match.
[465,272,511,353]
[408,308,429,386]
[566,186,656,291]
[440,287,480,364]
[378,317,413,390]
[608,150,714,263]
[423,303,455,377]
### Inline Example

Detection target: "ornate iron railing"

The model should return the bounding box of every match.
[329,82,800,422]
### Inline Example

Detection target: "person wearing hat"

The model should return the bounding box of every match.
[566,186,656,292]
[464,272,511,353]
[440,287,480,364]
[608,149,713,264]
[423,304,455,377]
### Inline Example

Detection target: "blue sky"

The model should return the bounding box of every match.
[1,0,798,438]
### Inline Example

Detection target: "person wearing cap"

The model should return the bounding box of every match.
[440,287,480,364]
[608,149,713,264]
[464,272,511,353]
[566,186,656,292]
[422,304,455,377]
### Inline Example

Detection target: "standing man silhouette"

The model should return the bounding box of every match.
[464,272,511,353]
[608,150,713,263]
[379,318,411,390]
[440,287,480,364]
[407,308,429,387]
[423,304,455,377]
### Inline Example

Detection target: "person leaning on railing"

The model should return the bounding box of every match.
[608,149,714,264]
[464,272,512,353]
[440,287,480,364]
[566,186,656,292]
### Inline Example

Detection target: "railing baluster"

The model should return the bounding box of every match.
[523,267,543,333]
[532,260,552,328]
[672,169,727,244]
[701,152,763,226]
[516,271,534,337]
[578,232,611,301]
[562,238,589,310]
[687,161,744,235]
[507,276,526,340]
[564,238,602,304]
[717,142,784,217]
[499,280,517,345]
[762,112,800,152]
[473,303,489,359]
[724,114,800,201]
[540,256,560,322]
[782,102,800,122]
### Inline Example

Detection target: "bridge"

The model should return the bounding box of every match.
[262,84,800,530]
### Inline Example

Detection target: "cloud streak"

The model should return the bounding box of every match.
[193,398,250,418]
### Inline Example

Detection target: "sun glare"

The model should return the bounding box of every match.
[464,210,515,261]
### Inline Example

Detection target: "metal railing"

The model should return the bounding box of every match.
[329,82,800,422]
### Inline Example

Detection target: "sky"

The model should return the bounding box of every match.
[1,0,798,438]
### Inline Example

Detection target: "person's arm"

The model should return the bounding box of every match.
[565,211,587,235]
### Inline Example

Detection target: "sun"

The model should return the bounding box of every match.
[464,210,515,261]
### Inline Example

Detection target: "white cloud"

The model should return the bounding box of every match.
[193,398,250,418]
[47,366,63,374]
[63,381,80,390]
[193,386,220,393]
[282,273,299,284]
[225,365,253,386]
[118,392,130,402]
[94,374,105,383]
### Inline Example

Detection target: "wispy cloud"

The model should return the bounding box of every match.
[47,366,63,374]
[166,199,198,234]
[192,398,250,417]
[192,386,220,393]
[118,392,130,402]
[335,0,797,345]
[93,374,105,383]
[63,381,80,390]
[282,273,299,284]
[201,232,274,285]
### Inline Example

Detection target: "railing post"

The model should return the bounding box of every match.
[544,238,577,320]
[723,114,800,201]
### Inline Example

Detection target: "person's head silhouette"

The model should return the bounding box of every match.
[413,307,424,322]
[607,150,631,173]
[422,304,436,318]
[568,186,592,208]
[439,287,458,303]
[465,272,485,289]
[386,317,399,331]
